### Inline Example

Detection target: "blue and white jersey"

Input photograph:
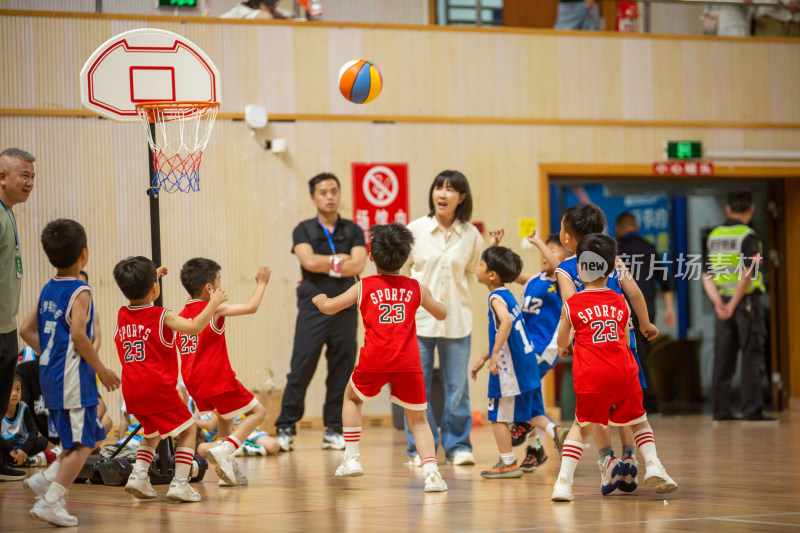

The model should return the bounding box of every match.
[487,288,540,399]
[2,402,34,448]
[520,271,563,373]
[555,256,645,387]
[37,277,98,410]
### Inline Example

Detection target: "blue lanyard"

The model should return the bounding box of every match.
[319,219,336,254]
[0,198,17,246]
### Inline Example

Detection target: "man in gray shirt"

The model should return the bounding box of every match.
[0,148,35,481]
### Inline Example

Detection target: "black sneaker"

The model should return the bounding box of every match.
[510,422,532,447]
[276,427,295,452]
[713,413,741,422]
[520,445,548,472]
[742,414,779,423]
[0,464,26,481]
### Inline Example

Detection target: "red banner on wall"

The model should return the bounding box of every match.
[652,161,714,176]
[352,163,409,239]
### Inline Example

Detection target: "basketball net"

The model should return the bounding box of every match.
[135,101,219,193]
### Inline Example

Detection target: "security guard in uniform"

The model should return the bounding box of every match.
[701,191,774,422]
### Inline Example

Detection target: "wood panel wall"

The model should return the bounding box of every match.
[2,12,799,424]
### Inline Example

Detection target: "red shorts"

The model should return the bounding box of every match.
[575,388,647,427]
[192,380,258,419]
[136,404,196,439]
[350,367,427,411]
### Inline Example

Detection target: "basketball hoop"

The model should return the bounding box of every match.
[135,101,219,194]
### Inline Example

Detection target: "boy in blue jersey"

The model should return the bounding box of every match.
[554,204,657,495]
[471,247,543,479]
[488,229,570,471]
[19,219,120,527]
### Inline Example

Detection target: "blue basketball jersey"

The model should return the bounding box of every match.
[487,288,540,399]
[520,271,563,372]
[555,255,645,388]
[37,277,98,410]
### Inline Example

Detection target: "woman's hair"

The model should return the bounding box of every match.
[427,170,473,223]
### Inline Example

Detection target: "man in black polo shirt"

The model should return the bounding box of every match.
[616,212,676,414]
[276,173,367,451]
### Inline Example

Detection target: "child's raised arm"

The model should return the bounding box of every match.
[420,284,447,320]
[215,266,271,318]
[527,230,561,277]
[71,291,120,392]
[488,228,534,285]
[165,288,228,334]
[19,302,40,354]
[556,305,573,357]
[312,283,359,315]
[488,298,513,375]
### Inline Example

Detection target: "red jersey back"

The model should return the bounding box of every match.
[564,288,639,393]
[115,304,182,414]
[177,300,237,399]
[358,275,423,372]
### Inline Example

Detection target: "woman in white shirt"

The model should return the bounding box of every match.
[402,170,484,466]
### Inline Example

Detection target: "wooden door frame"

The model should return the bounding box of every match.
[539,163,800,412]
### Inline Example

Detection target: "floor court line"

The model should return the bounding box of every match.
[710,518,800,527]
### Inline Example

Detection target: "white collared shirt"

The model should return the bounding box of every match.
[402,215,484,338]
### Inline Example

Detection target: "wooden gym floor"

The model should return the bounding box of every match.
[1,413,799,532]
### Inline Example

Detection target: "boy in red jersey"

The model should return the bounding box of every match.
[177,259,269,487]
[313,223,448,492]
[112,256,226,502]
[551,235,677,502]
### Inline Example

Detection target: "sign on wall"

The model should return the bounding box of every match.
[352,163,409,239]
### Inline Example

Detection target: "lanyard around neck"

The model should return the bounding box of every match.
[319,219,336,254]
[0,198,17,246]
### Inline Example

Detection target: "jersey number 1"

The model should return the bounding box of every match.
[513,321,535,354]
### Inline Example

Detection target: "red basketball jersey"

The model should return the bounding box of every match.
[358,275,423,372]
[177,300,238,399]
[114,304,184,414]
[563,288,640,393]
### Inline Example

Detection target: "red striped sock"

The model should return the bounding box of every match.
[135,446,155,472]
[420,456,438,473]
[634,428,657,464]
[174,447,195,481]
[343,426,361,455]
[557,439,584,485]
[223,435,241,453]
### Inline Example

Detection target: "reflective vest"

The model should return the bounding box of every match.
[706,224,764,296]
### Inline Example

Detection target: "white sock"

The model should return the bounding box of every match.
[222,435,241,454]
[500,452,516,466]
[44,481,67,505]
[634,428,658,464]
[42,460,60,482]
[174,447,195,482]
[343,426,361,456]
[134,446,155,472]
[545,422,556,439]
[420,457,438,474]
[558,439,584,484]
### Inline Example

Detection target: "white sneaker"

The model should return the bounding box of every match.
[322,430,345,450]
[276,428,294,452]
[219,461,248,487]
[423,470,448,492]
[166,478,201,502]
[406,455,421,467]
[207,445,237,486]
[451,450,475,466]
[242,442,266,456]
[125,470,157,499]
[551,477,574,502]
[644,459,679,494]
[23,472,51,498]
[335,453,364,477]
[30,498,78,527]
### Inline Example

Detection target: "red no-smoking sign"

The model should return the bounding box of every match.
[352,163,409,239]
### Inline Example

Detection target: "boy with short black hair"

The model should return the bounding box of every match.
[112,256,227,502]
[2,375,52,467]
[177,259,270,486]
[552,234,677,502]
[556,203,657,495]
[312,223,448,492]
[19,219,120,527]
[471,246,544,479]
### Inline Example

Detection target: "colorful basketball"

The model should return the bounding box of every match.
[338,59,382,104]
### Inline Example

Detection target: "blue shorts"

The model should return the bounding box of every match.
[487,388,545,423]
[247,430,269,442]
[50,406,106,450]
[629,330,646,389]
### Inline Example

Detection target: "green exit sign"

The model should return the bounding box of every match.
[665,141,702,160]
[158,0,197,7]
